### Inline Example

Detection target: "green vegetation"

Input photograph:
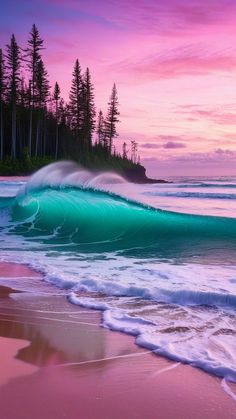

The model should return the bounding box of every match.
[0,24,145,180]
[0,145,143,178]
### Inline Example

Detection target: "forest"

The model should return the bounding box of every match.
[0,24,144,179]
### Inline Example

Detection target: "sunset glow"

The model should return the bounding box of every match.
[1,0,236,176]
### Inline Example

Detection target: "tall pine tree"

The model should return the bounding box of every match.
[96,110,106,146]
[81,68,96,151]
[35,58,49,156]
[53,81,60,159]
[6,34,21,159]
[105,83,120,154]
[26,24,44,156]
[69,59,83,142]
[0,49,6,160]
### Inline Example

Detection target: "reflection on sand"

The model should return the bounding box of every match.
[0,289,138,369]
[0,337,38,386]
[0,291,107,367]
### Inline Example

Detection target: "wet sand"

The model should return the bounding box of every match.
[0,262,236,419]
[0,337,38,387]
[0,262,41,279]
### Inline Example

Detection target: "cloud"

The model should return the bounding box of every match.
[164,141,186,149]
[222,133,236,142]
[177,105,236,125]
[21,0,236,46]
[114,44,236,81]
[141,133,202,149]
[143,148,236,163]
[215,148,235,155]
[142,148,236,175]
[141,143,162,149]
[46,0,236,35]
[195,111,236,125]
[141,141,186,149]
[176,148,236,162]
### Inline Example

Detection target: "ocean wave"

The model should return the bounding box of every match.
[0,162,234,251]
[69,292,236,383]
[65,276,236,310]
[145,191,236,200]
[174,183,236,189]
[3,186,235,248]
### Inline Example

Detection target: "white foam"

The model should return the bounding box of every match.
[221,378,236,402]
[69,290,236,384]
[68,293,110,311]
[61,267,236,311]
[20,161,127,197]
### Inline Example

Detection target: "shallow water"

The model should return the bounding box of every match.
[0,162,236,385]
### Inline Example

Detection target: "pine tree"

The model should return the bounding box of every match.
[81,68,96,151]
[96,110,106,146]
[26,24,44,156]
[105,83,120,154]
[19,77,27,107]
[53,81,60,159]
[58,98,66,125]
[69,59,83,141]
[122,142,128,160]
[0,49,7,160]
[6,34,21,159]
[18,77,28,151]
[34,59,49,156]
[131,140,138,163]
[35,59,49,107]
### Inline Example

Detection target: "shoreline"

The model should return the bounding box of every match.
[0,262,236,418]
[0,171,170,185]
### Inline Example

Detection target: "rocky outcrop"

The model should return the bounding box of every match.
[123,165,169,184]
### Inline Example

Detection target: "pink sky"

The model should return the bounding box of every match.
[1,0,236,176]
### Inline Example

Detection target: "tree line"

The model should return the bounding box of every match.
[0,24,140,174]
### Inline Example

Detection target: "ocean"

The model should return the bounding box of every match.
[0,162,235,390]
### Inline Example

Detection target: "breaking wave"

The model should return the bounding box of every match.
[1,162,236,389]
[0,162,234,252]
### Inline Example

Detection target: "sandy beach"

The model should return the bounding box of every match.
[0,261,235,419]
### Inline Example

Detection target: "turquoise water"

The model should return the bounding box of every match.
[0,162,236,389]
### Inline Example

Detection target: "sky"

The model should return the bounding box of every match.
[1,0,236,177]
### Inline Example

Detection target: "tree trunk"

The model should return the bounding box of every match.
[35,112,40,157]
[40,124,43,156]
[18,119,22,153]
[0,102,3,160]
[11,102,16,159]
[55,101,58,159]
[43,117,47,155]
[29,106,32,157]
[55,123,59,159]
